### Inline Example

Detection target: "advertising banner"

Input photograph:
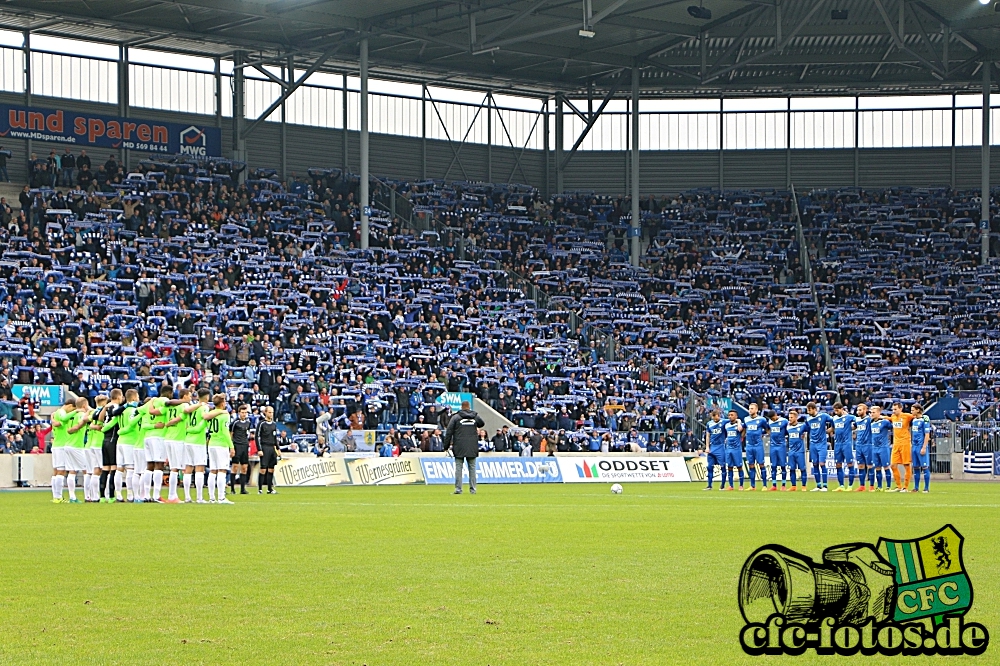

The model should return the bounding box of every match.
[332,429,377,452]
[347,456,423,485]
[0,103,222,156]
[13,384,65,408]
[435,392,474,410]
[274,454,350,486]
[420,456,563,484]
[558,456,691,483]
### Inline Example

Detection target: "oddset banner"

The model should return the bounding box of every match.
[0,103,222,156]
[557,456,691,483]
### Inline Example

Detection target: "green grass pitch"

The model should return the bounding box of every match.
[1,482,997,665]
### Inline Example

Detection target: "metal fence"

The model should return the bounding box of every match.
[6,43,1000,153]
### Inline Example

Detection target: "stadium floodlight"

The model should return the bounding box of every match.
[978,0,991,6]
[687,4,712,20]
[578,29,596,38]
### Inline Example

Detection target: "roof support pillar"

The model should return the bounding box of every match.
[360,36,369,251]
[232,50,247,181]
[555,94,564,195]
[983,57,991,266]
[630,66,640,268]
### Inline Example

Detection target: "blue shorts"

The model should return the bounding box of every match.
[809,447,828,467]
[788,451,806,472]
[834,445,855,465]
[746,445,766,467]
[912,445,930,468]
[855,445,873,467]
[770,446,787,468]
[872,446,891,467]
[725,448,743,468]
[706,451,724,469]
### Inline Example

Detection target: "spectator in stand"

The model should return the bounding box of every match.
[47,151,60,187]
[60,148,75,187]
[77,163,94,191]
[0,146,9,182]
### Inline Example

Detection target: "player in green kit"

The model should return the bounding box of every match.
[64,397,92,503]
[49,398,77,503]
[163,388,191,503]
[183,389,211,503]
[115,390,142,502]
[204,393,235,504]
[130,397,153,502]
[144,386,174,503]
[84,395,108,502]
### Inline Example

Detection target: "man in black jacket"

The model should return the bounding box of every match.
[442,401,484,494]
[491,426,511,453]
[255,405,279,494]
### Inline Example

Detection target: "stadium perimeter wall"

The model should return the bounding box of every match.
[1,452,974,489]
[6,92,999,195]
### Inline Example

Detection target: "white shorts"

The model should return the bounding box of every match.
[117,444,135,468]
[51,446,67,470]
[133,446,147,471]
[166,440,186,469]
[63,447,88,472]
[144,436,166,462]
[208,446,230,471]
[185,443,208,469]
[86,448,102,470]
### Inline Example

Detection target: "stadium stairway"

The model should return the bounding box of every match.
[474,398,516,434]
[1,181,24,208]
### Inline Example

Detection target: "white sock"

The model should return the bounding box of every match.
[66,473,77,500]
[84,473,93,501]
[217,473,227,501]
[182,473,191,502]
[131,471,142,499]
[168,471,179,500]
[112,471,122,499]
[195,471,204,501]
[93,474,102,499]
[207,472,217,501]
[152,470,164,501]
[51,476,60,499]
[124,470,133,500]
[141,471,152,500]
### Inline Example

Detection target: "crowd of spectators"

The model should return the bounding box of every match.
[1,151,997,456]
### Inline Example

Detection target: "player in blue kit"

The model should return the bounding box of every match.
[703,408,726,490]
[869,405,892,491]
[765,409,789,491]
[723,409,745,491]
[852,403,874,492]
[743,403,768,491]
[910,404,931,493]
[785,408,809,491]
[831,402,857,491]
[805,402,834,491]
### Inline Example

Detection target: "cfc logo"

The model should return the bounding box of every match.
[737,525,988,656]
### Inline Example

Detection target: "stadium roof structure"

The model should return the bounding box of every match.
[7,0,1000,97]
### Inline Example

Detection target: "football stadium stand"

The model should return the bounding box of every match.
[1,153,997,458]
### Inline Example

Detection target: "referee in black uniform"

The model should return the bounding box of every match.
[256,405,279,494]
[230,404,252,494]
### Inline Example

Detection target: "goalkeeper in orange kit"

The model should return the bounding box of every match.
[887,402,914,492]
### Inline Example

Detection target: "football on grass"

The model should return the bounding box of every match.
[611,484,623,494]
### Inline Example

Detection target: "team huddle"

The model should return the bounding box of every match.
[46,386,282,504]
[704,401,932,493]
